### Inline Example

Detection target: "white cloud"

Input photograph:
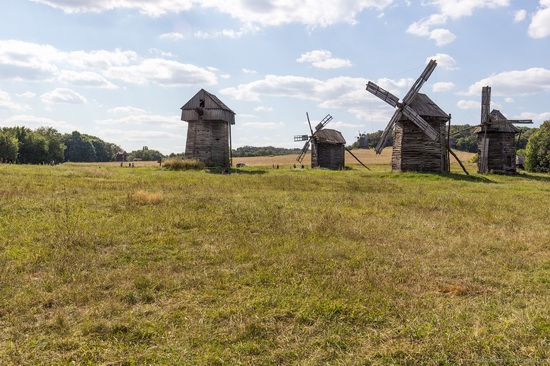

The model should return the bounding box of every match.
[429,28,456,46]
[95,113,181,129]
[297,50,352,69]
[432,82,455,92]
[427,53,458,70]
[3,114,75,130]
[457,100,479,110]
[255,106,273,112]
[31,0,194,17]
[194,28,251,39]
[105,58,217,87]
[408,0,510,45]
[464,68,550,96]
[40,88,87,104]
[513,9,526,23]
[240,121,283,129]
[0,40,215,88]
[107,106,147,114]
[32,0,394,27]
[242,68,258,74]
[159,32,184,41]
[59,70,118,89]
[504,97,514,103]
[16,92,36,99]
[516,111,550,122]
[0,91,31,111]
[528,0,550,38]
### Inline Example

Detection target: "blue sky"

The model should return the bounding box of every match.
[1,0,549,154]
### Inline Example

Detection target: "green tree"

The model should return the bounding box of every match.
[0,131,19,163]
[35,127,65,163]
[128,148,163,161]
[62,131,97,162]
[524,121,550,173]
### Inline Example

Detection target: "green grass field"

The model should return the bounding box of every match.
[0,161,549,365]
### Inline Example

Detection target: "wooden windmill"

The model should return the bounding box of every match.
[366,60,452,173]
[180,89,235,167]
[356,131,368,149]
[475,86,532,174]
[294,113,346,170]
[294,113,371,170]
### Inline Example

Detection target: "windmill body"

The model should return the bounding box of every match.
[311,129,346,170]
[357,132,369,149]
[294,113,346,170]
[181,89,235,167]
[392,94,450,172]
[366,60,450,173]
[475,86,532,174]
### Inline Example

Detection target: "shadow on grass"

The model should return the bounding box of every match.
[441,172,496,183]
[206,167,267,175]
[515,171,550,182]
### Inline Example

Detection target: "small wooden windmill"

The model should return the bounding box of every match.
[294,113,346,170]
[180,89,235,167]
[366,60,452,173]
[475,86,532,174]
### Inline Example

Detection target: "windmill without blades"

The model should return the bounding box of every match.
[366,60,467,174]
[294,113,369,170]
[475,86,532,174]
[356,131,369,149]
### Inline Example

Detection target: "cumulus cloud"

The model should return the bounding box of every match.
[297,50,352,69]
[107,106,148,114]
[457,100,479,110]
[240,121,283,129]
[513,9,527,23]
[407,0,510,45]
[427,53,458,70]
[159,32,184,40]
[463,68,550,96]
[40,88,87,104]
[432,82,455,92]
[528,0,550,38]
[0,40,216,88]
[31,0,394,27]
[0,91,31,111]
[3,114,75,130]
[95,113,181,129]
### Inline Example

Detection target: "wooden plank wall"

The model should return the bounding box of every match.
[392,118,448,172]
[185,120,230,167]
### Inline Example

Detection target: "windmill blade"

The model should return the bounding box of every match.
[402,59,437,105]
[306,112,314,135]
[401,105,440,141]
[508,120,533,124]
[294,134,309,142]
[297,139,310,163]
[315,114,333,131]
[481,86,491,125]
[366,82,399,108]
[375,109,402,154]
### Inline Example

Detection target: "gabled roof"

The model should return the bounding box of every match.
[180,89,235,114]
[408,93,449,119]
[473,109,520,134]
[180,89,235,124]
[313,129,346,145]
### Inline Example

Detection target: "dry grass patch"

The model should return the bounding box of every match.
[128,190,164,205]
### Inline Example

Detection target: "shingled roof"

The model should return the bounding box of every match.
[408,93,449,119]
[313,129,346,145]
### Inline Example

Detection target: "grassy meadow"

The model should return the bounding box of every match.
[0,154,549,365]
